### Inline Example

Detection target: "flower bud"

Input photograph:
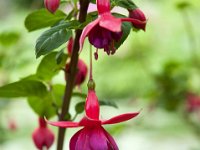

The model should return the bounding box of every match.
[67,37,74,55]
[44,0,60,13]
[129,8,147,31]
[65,59,88,87]
[32,118,54,150]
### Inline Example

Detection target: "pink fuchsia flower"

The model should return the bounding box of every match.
[47,88,139,150]
[65,59,88,87]
[8,119,17,131]
[128,8,147,30]
[32,118,54,150]
[44,0,60,13]
[186,93,200,112]
[67,37,74,56]
[79,0,146,58]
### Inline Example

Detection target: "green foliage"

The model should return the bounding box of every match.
[51,84,65,107]
[0,80,47,98]
[35,21,79,58]
[0,31,20,46]
[112,0,137,10]
[28,94,57,119]
[36,52,68,81]
[154,61,189,111]
[25,9,67,32]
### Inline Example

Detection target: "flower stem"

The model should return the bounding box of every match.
[56,1,90,150]
[89,45,93,80]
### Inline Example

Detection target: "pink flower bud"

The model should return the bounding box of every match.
[32,118,54,150]
[67,37,74,55]
[8,119,17,131]
[129,8,147,31]
[65,59,88,87]
[44,0,60,13]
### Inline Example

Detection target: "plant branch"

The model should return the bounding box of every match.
[56,0,90,150]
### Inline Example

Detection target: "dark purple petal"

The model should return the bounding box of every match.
[70,129,83,150]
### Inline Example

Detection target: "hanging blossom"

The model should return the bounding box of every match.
[65,38,88,87]
[47,80,139,150]
[79,0,146,59]
[186,92,200,112]
[32,118,54,150]
[44,0,60,13]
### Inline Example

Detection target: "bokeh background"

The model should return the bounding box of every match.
[1,0,200,149]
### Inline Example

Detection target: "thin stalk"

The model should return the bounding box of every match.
[56,0,90,150]
[89,45,93,80]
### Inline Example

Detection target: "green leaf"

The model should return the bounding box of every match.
[0,80,47,98]
[36,52,68,81]
[112,13,132,49]
[75,101,85,114]
[25,9,66,32]
[56,49,67,65]
[112,0,137,10]
[28,94,57,119]
[51,84,65,107]
[99,100,118,108]
[176,2,191,10]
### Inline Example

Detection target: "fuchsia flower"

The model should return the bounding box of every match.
[80,0,146,58]
[129,8,147,30]
[32,118,54,150]
[47,82,139,150]
[67,37,74,55]
[44,0,60,13]
[186,93,200,112]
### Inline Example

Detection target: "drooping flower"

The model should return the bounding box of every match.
[80,0,146,58]
[47,82,139,150]
[128,8,147,30]
[186,92,200,112]
[44,0,60,13]
[32,118,54,150]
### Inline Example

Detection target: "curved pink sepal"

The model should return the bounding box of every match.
[102,112,139,125]
[97,0,111,14]
[46,120,80,128]
[99,13,121,32]
[121,18,147,31]
[79,18,100,51]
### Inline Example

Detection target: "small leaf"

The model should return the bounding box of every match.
[99,100,118,108]
[75,101,85,114]
[28,94,57,119]
[36,52,68,81]
[0,31,20,47]
[0,80,47,98]
[56,49,67,64]
[176,2,191,10]
[112,0,137,10]
[25,9,66,32]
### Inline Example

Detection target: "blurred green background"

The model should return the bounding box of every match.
[1,0,200,149]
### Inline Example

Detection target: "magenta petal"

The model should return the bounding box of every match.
[121,18,146,31]
[97,0,111,14]
[102,112,139,125]
[75,128,91,150]
[70,129,82,150]
[99,13,121,32]
[102,128,119,150]
[79,18,100,51]
[46,120,80,128]
[89,127,108,150]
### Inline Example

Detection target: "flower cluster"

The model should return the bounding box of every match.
[47,80,139,150]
